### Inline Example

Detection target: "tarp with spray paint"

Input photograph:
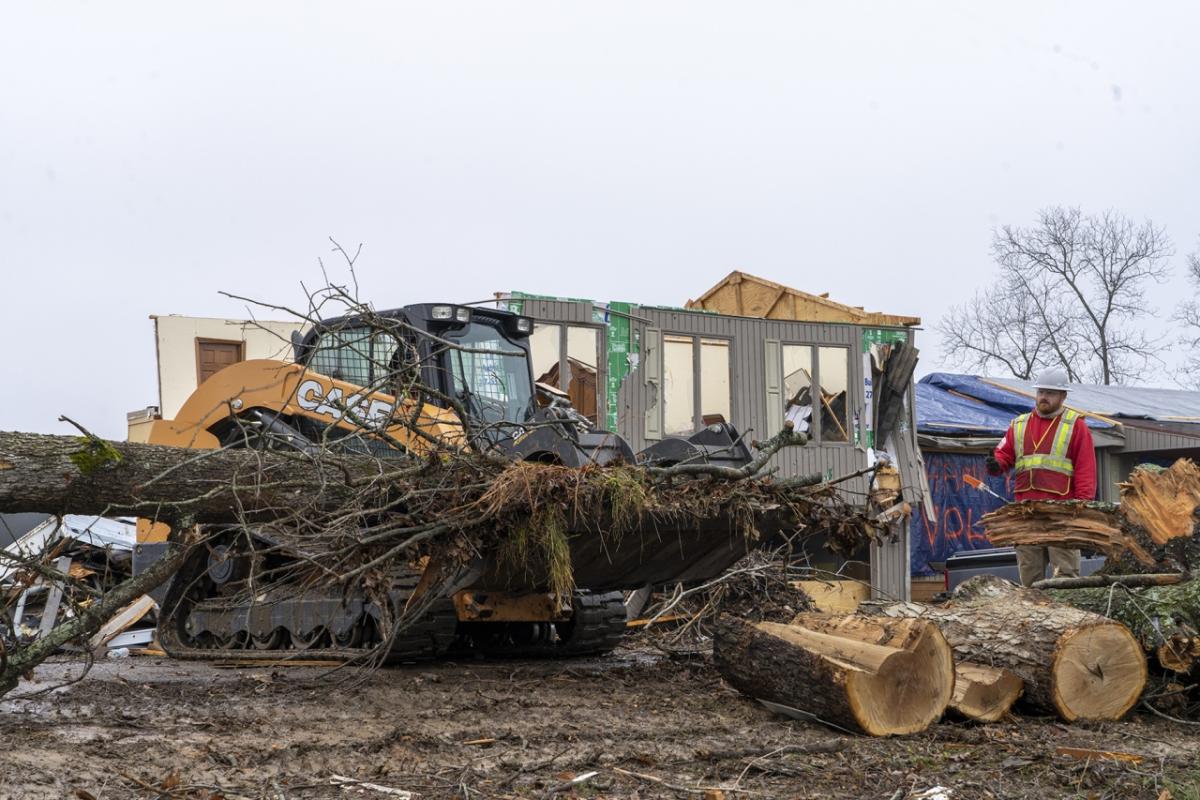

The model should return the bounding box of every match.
[910,451,1013,576]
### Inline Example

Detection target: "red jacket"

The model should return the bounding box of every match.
[993,411,1097,501]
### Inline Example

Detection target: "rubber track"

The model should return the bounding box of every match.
[160,553,627,663]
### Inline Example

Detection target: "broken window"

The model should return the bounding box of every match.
[782,344,813,435]
[663,334,695,435]
[528,323,602,425]
[565,326,600,424]
[818,346,849,443]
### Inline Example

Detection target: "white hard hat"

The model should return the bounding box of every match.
[1033,368,1070,392]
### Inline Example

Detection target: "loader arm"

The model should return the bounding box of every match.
[143,359,466,454]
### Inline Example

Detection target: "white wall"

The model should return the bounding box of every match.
[153,315,306,418]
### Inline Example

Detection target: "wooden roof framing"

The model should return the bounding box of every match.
[686,270,921,327]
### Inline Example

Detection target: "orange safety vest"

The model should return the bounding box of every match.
[1011,409,1080,496]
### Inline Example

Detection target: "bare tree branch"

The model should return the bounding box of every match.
[939,206,1171,384]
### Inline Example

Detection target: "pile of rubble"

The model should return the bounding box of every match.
[1,515,158,656]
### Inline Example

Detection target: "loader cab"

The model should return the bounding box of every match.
[295,304,539,440]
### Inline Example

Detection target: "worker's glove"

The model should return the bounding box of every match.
[985,455,1003,476]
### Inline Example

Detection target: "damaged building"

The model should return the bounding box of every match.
[504,271,926,601]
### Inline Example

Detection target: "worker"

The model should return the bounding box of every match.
[985,368,1097,587]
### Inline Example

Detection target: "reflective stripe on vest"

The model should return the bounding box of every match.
[1013,409,1079,478]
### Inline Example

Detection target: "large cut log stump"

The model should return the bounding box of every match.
[713,615,953,736]
[871,575,1146,722]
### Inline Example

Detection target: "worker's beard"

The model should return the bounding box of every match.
[1035,396,1065,418]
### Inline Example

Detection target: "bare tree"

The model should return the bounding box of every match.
[1173,239,1200,387]
[939,207,1172,384]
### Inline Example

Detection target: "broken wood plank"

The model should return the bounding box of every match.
[89,594,156,648]
[1054,746,1144,764]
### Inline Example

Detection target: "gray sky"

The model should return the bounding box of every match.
[2,2,1198,439]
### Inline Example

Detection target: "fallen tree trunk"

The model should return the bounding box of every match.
[0,430,367,524]
[868,575,1146,722]
[1048,580,1200,675]
[1034,573,1187,590]
[713,614,953,736]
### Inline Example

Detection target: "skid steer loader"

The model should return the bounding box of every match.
[136,303,761,662]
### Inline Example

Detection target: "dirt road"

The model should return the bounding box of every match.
[1,644,1197,799]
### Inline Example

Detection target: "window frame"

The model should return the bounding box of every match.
[661,332,735,435]
[779,341,853,447]
[531,322,606,426]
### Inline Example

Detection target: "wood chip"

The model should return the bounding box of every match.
[1054,746,1144,764]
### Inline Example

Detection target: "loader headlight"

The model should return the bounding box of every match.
[431,305,453,321]
[515,317,532,333]
[455,307,472,323]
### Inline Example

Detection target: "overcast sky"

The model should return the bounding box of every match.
[2,2,1198,439]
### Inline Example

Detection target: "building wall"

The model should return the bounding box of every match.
[152,315,305,419]
[512,297,922,600]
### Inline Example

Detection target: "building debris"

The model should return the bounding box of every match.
[1,515,158,652]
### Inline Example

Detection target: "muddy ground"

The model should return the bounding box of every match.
[1,643,1198,800]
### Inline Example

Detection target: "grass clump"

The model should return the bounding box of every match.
[499,506,575,603]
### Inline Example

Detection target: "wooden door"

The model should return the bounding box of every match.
[196,339,244,385]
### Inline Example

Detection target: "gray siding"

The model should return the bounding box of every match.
[1119,426,1200,455]
[519,300,921,600]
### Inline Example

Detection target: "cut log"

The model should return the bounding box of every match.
[868,575,1146,722]
[1048,579,1200,674]
[714,614,953,736]
[951,663,1023,722]
[791,613,1023,722]
[981,501,1138,561]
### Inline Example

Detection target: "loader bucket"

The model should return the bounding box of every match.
[468,506,794,594]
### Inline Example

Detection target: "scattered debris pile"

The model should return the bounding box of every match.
[1,515,157,654]
[680,550,817,624]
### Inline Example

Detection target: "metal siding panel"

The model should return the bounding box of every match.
[643,328,662,440]
[763,338,781,439]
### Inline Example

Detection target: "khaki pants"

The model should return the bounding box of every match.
[1016,545,1081,587]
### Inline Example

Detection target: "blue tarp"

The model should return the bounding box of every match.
[920,373,1032,419]
[916,373,1113,435]
[914,382,1012,436]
